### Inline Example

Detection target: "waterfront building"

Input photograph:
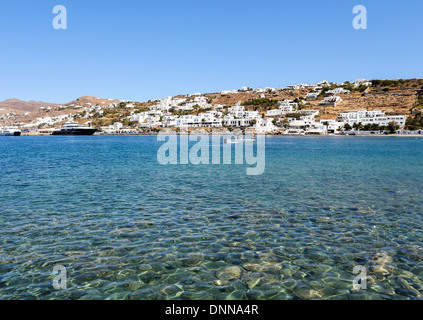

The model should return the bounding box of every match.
[319,120,345,134]
[254,118,276,133]
[338,110,407,128]
[223,115,253,127]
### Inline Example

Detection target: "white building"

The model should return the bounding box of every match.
[306,92,320,99]
[221,90,238,95]
[338,110,407,128]
[266,109,283,117]
[228,102,245,114]
[254,117,276,133]
[354,79,372,88]
[101,122,125,133]
[161,115,178,127]
[327,88,350,95]
[319,120,345,134]
[320,96,343,106]
[279,100,298,113]
[223,115,253,127]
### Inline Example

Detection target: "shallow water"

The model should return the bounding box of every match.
[0,136,422,300]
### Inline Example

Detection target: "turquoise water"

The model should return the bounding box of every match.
[0,136,422,300]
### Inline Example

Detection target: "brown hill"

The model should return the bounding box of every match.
[0,99,59,113]
[67,96,121,107]
[204,78,422,120]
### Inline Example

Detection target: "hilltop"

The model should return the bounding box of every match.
[66,96,121,107]
[0,99,59,113]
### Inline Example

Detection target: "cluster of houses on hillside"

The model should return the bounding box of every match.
[3,79,415,135]
[118,91,408,135]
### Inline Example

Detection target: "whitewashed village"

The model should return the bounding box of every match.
[1,78,423,136]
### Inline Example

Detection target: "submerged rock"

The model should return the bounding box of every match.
[124,282,142,292]
[137,264,152,272]
[280,278,297,291]
[216,266,242,281]
[395,277,422,298]
[161,284,182,296]
[242,264,263,272]
[368,251,394,276]
[369,251,393,265]
[242,272,262,290]
[293,285,322,299]
[369,283,396,296]
[181,253,204,267]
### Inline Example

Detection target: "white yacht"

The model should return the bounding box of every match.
[0,126,21,136]
[52,122,98,136]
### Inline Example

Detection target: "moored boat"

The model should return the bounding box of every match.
[52,122,98,136]
[224,134,255,144]
[0,126,21,136]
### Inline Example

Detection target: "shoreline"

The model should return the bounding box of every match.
[16,133,423,137]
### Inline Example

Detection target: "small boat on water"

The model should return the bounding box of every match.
[224,137,242,144]
[52,122,98,136]
[0,126,21,136]
[283,129,305,136]
[224,134,255,144]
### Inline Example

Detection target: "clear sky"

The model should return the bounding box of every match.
[0,0,422,103]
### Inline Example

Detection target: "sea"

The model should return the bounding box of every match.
[0,135,422,300]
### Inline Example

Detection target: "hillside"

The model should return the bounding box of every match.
[0,99,59,113]
[201,79,421,120]
[1,78,422,129]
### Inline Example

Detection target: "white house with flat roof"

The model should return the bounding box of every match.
[354,79,372,87]
[327,88,350,95]
[319,120,345,134]
[223,115,253,127]
[278,100,298,113]
[221,90,238,95]
[254,117,276,133]
[338,110,407,127]
[266,109,283,117]
[320,96,343,106]
[306,92,320,99]
[299,110,319,117]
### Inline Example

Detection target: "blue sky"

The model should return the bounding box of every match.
[0,0,422,103]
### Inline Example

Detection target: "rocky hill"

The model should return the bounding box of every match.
[0,99,59,113]
[202,79,422,120]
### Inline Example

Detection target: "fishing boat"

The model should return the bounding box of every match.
[0,126,21,136]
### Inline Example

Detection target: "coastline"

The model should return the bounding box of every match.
[17,132,423,137]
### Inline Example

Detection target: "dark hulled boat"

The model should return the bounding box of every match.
[52,122,98,136]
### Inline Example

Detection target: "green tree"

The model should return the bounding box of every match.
[343,123,352,131]
[388,121,399,134]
